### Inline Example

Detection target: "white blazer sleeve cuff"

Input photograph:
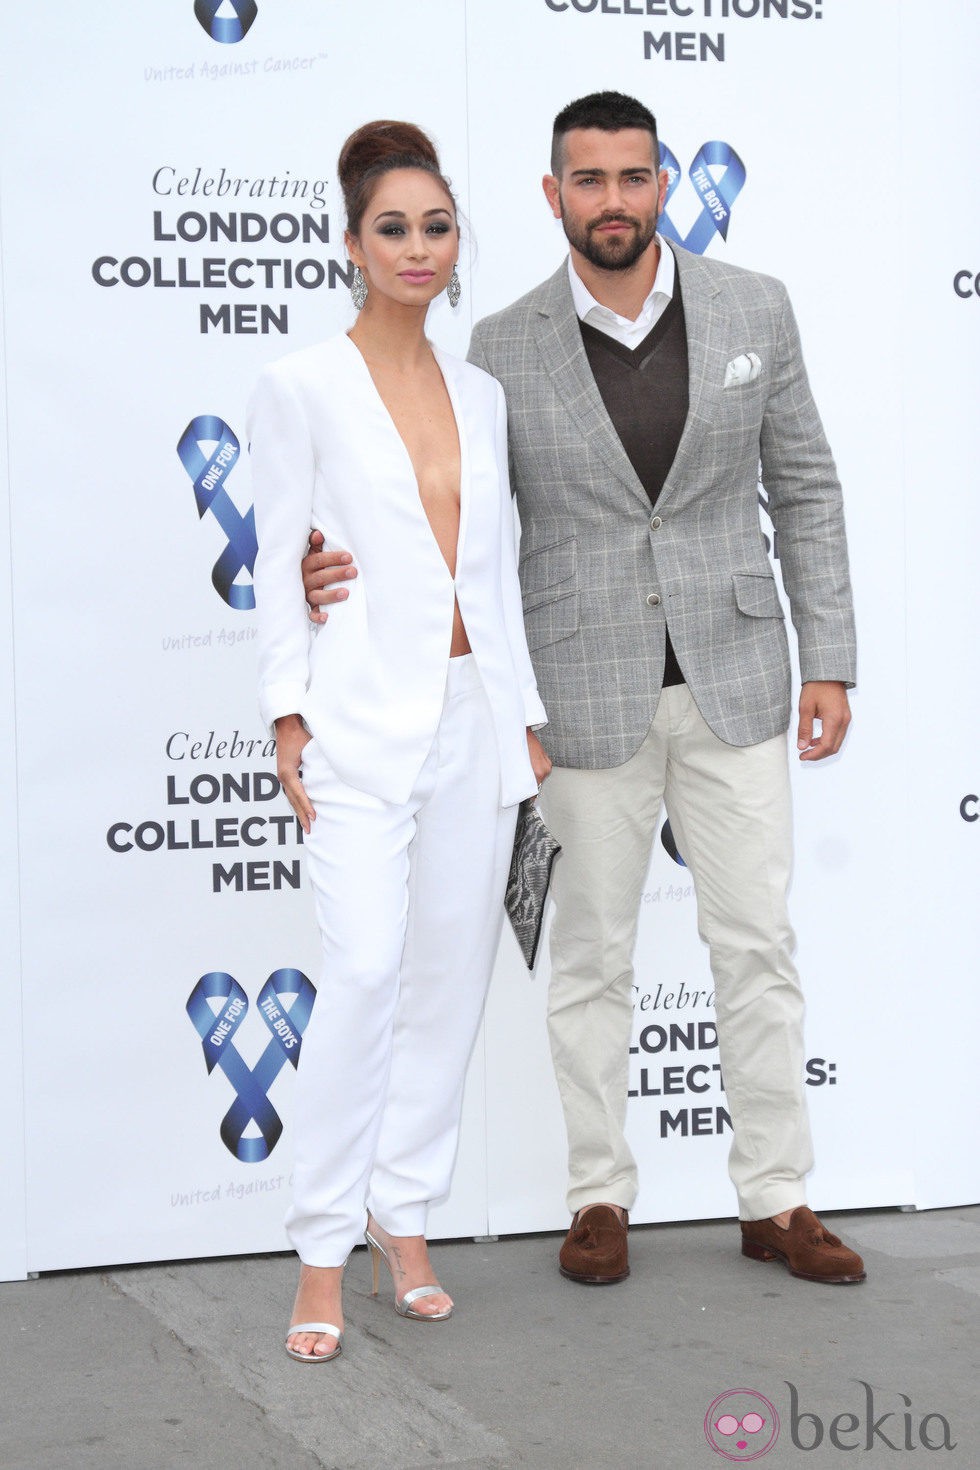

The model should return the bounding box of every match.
[524,689,548,728]
[259,681,309,734]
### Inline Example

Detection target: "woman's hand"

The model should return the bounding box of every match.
[275,714,316,833]
[527,729,552,792]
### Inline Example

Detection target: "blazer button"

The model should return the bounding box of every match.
[646,592,661,607]
[649,515,662,530]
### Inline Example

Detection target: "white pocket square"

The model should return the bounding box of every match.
[724,352,762,388]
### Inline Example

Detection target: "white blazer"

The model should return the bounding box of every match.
[248,333,546,807]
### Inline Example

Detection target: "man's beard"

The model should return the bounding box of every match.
[560,202,658,272]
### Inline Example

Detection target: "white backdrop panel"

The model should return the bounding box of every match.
[899,0,980,1208]
[1,0,976,1276]
[1,2,483,1272]
[0,284,29,1281]
[469,0,917,1229]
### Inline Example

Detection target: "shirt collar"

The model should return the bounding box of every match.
[567,234,675,327]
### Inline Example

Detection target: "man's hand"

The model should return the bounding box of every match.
[301,529,358,625]
[797,681,851,762]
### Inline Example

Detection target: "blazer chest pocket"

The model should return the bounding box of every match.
[521,536,579,651]
[521,535,577,598]
[732,572,785,619]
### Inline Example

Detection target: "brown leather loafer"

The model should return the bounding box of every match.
[558,1205,630,1284]
[741,1206,866,1284]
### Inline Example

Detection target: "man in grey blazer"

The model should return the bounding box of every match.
[304,91,865,1287]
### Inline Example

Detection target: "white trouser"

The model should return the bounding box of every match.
[541,683,813,1223]
[286,655,518,1266]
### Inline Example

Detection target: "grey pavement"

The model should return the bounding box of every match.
[2,1207,978,1470]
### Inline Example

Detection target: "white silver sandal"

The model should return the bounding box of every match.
[285,1321,343,1363]
[364,1228,453,1321]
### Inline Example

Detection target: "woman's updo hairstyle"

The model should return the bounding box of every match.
[338,120,457,237]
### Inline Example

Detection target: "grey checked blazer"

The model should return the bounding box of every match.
[468,246,856,770]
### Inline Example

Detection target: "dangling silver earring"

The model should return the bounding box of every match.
[447,265,461,308]
[350,266,367,311]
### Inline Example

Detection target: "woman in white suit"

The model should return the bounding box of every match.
[248,121,550,1363]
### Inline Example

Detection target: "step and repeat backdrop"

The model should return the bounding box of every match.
[0,1,976,1279]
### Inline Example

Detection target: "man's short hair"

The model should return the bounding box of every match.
[551,91,659,177]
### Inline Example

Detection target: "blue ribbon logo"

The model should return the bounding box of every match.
[758,480,780,562]
[194,0,258,44]
[659,142,746,255]
[176,415,257,610]
[187,968,316,1162]
[660,818,687,868]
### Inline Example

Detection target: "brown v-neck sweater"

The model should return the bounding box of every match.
[579,288,689,687]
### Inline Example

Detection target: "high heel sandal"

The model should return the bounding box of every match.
[284,1322,343,1364]
[364,1228,454,1321]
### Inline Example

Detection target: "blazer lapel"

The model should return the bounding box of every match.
[531,266,651,512]
[432,346,471,576]
[659,246,732,508]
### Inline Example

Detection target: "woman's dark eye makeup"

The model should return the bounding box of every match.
[375,217,453,237]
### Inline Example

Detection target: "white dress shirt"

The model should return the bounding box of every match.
[567,235,676,351]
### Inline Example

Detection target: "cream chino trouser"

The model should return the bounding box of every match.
[541,683,814,1224]
[286,655,518,1267]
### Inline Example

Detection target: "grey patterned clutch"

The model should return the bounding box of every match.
[505,799,561,970]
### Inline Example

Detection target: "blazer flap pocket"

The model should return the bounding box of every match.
[732,573,785,619]
[520,535,577,601]
[523,589,579,652]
